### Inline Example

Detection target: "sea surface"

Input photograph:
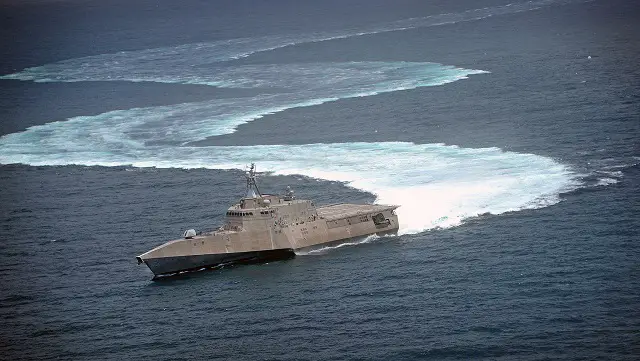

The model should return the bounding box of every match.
[0,0,638,359]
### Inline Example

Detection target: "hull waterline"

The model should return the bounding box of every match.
[138,248,295,279]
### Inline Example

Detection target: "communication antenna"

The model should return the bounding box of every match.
[245,163,262,198]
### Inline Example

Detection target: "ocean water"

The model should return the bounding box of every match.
[0,0,638,359]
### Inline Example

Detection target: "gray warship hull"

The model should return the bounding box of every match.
[138,249,295,277]
[137,165,400,278]
[139,226,398,278]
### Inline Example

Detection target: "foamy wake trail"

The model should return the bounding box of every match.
[0,0,586,235]
[0,138,580,235]
[0,62,486,143]
[0,58,570,236]
[1,0,584,85]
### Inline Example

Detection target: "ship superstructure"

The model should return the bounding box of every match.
[137,164,399,278]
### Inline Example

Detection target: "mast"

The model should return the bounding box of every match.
[245,163,262,198]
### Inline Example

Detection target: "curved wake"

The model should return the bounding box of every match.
[0,62,486,144]
[0,139,580,235]
[0,0,586,236]
[1,0,583,85]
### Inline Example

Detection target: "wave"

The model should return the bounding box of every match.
[1,0,581,85]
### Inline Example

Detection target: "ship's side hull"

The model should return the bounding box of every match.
[294,227,398,253]
[141,224,397,278]
[138,248,294,278]
[287,205,399,250]
[137,203,399,279]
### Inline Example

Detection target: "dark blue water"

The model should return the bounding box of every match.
[1,0,639,359]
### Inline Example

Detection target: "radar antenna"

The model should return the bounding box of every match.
[245,163,262,198]
[284,185,295,201]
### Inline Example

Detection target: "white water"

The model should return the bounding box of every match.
[0,138,580,235]
[295,235,381,256]
[0,0,584,236]
[1,0,581,85]
[0,62,486,145]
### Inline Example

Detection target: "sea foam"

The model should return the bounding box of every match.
[0,0,587,235]
[0,139,580,235]
[0,62,487,144]
[0,61,576,236]
[1,0,583,85]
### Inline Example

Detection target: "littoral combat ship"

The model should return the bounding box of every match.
[137,164,399,278]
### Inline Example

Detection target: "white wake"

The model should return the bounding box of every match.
[0,0,586,235]
[0,139,580,235]
[1,0,583,85]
